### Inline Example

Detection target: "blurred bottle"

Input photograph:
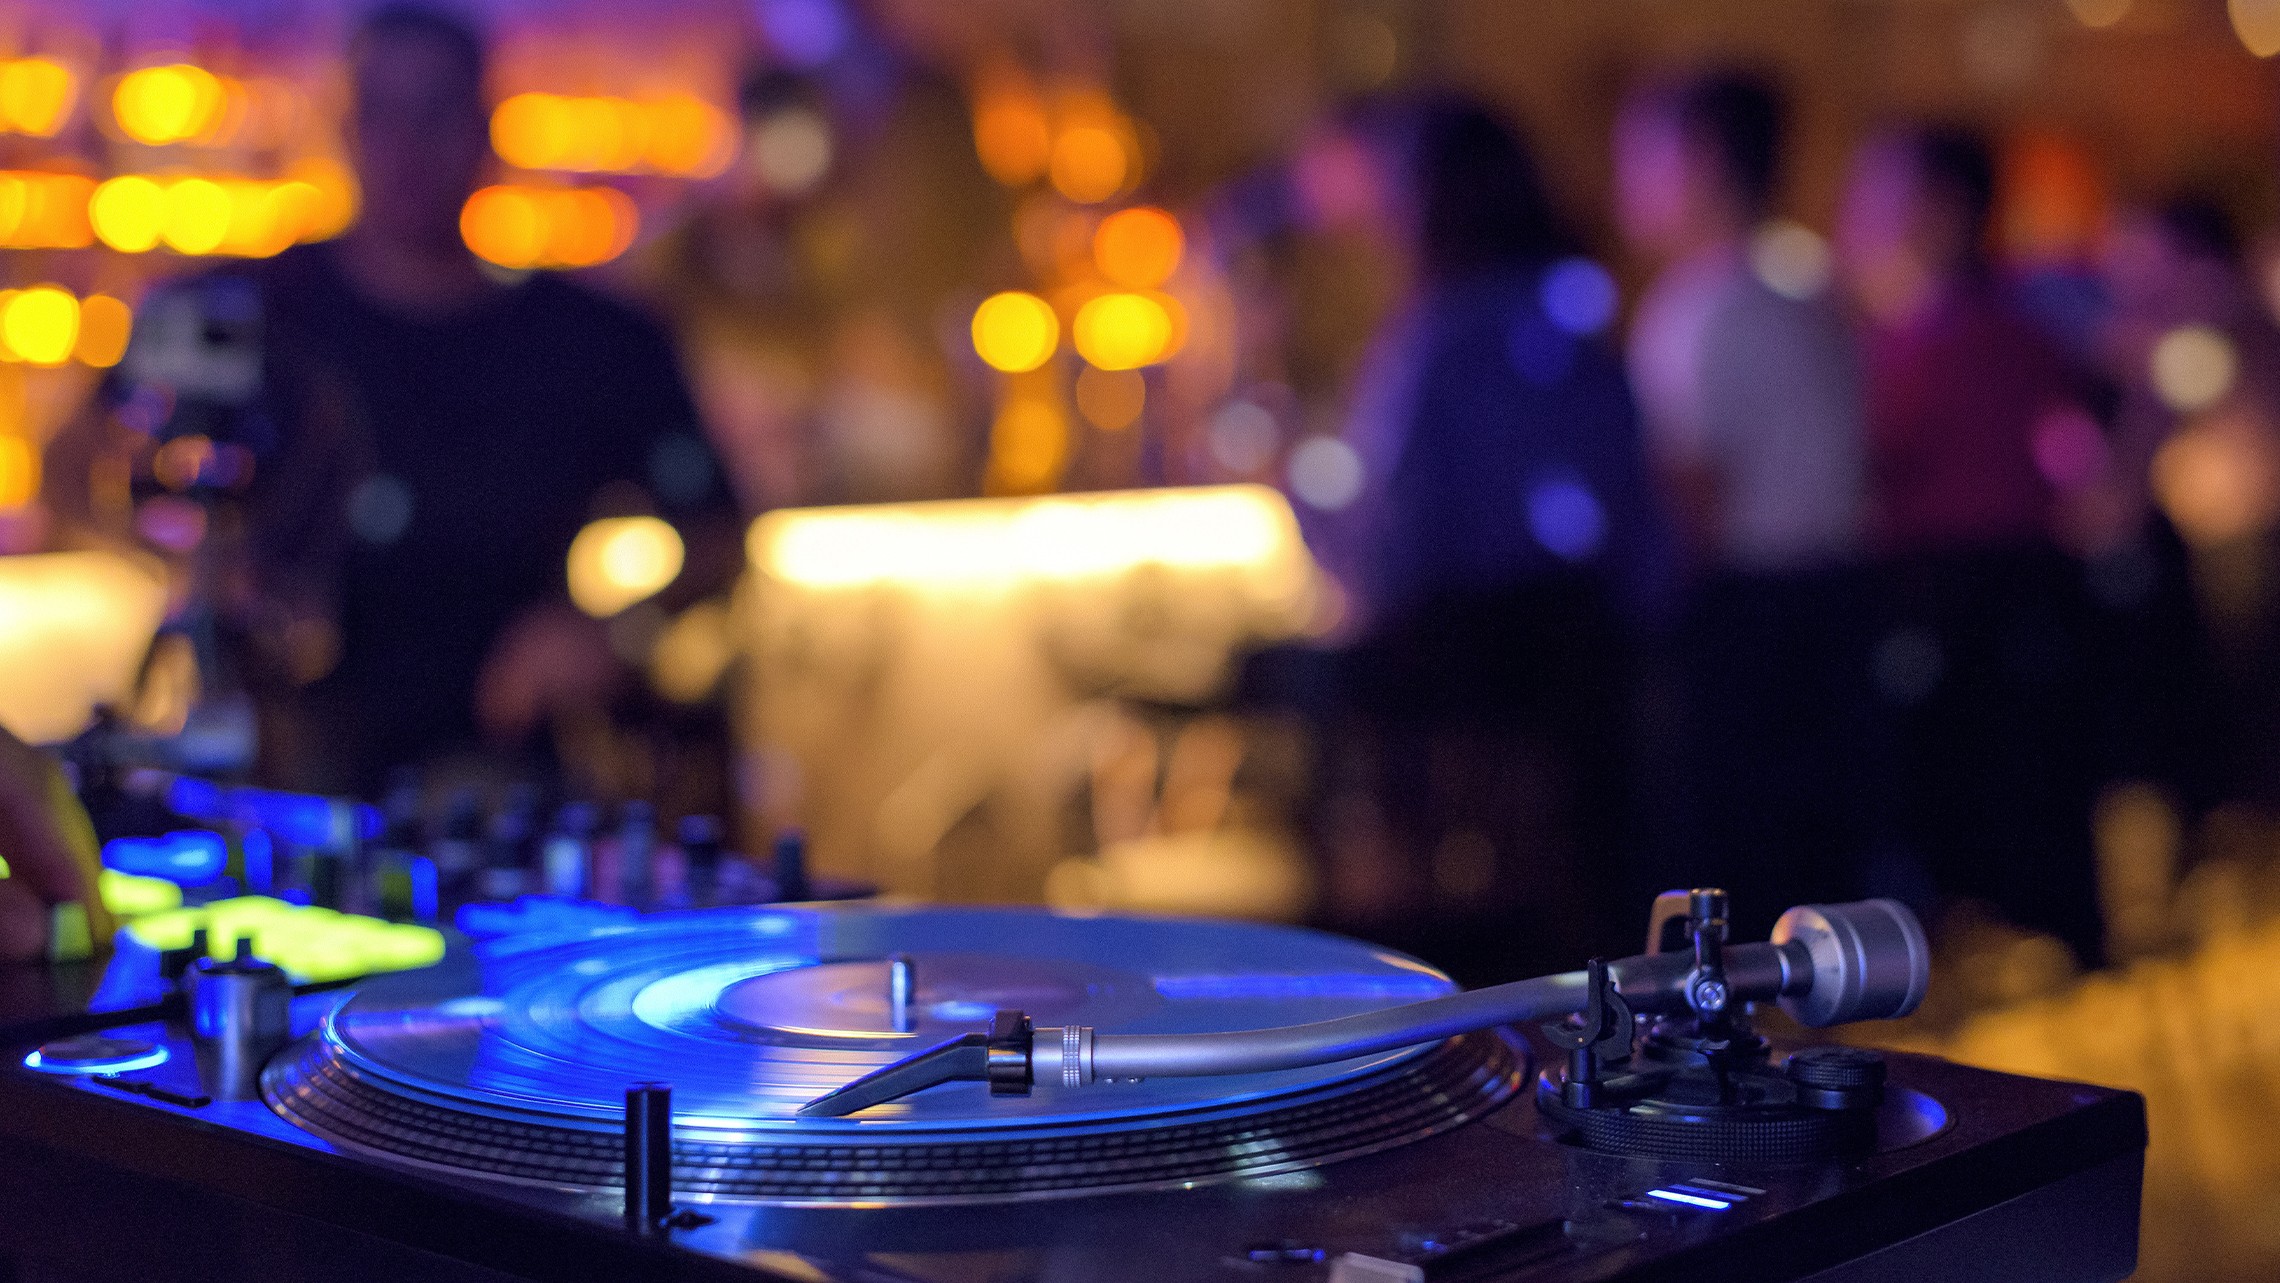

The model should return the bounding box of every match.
[680,814,724,908]
[616,800,656,907]
[542,801,598,899]
[480,786,540,902]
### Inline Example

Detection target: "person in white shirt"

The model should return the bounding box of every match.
[1614,70,1885,940]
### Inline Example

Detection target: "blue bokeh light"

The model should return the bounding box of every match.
[1540,256,1619,336]
[1526,474,1607,562]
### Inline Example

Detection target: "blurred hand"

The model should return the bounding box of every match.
[0,726,88,963]
[475,603,626,744]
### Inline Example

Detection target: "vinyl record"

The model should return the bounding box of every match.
[264,904,1524,1204]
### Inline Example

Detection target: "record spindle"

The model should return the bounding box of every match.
[624,1082,673,1230]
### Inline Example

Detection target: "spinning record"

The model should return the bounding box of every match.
[263,905,1525,1205]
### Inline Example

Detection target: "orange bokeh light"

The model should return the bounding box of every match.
[461,184,639,270]
[1050,125,1130,204]
[1093,207,1183,288]
[974,80,1052,187]
[491,92,733,178]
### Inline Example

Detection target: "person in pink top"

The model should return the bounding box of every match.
[1836,124,2103,964]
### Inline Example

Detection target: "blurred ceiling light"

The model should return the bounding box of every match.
[749,485,1304,591]
[1073,291,1173,370]
[751,108,832,194]
[1049,124,1130,204]
[1749,220,1832,300]
[1287,436,1363,511]
[460,183,639,271]
[567,515,685,618]
[113,64,226,146]
[2065,0,2132,27]
[0,551,169,745]
[972,77,1051,187]
[970,291,1059,372]
[1075,365,1145,431]
[0,58,75,137]
[986,392,1070,494]
[2234,0,2280,57]
[2151,325,2237,413]
[1093,206,1183,288]
[2,286,77,366]
[0,171,94,249]
[492,92,733,178]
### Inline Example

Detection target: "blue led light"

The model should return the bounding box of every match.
[102,831,227,886]
[409,857,439,923]
[166,778,382,849]
[241,829,274,892]
[1645,1188,1733,1210]
[1526,474,1607,563]
[24,1044,171,1076]
[1540,256,1619,336]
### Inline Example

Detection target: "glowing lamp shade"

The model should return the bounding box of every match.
[1073,292,1173,370]
[1093,207,1183,289]
[113,64,224,145]
[0,553,168,743]
[971,291,1059,373]
[568,516,685,617]
[1,286,76,365]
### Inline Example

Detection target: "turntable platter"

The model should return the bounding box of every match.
[263,905,1524,1205]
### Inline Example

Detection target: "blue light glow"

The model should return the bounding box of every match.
[24,1045,171,1076]
[1646,1188,1733,1210]
[102,831,227,886]
[1155,973,1450,1001]
[241,828,273,892]
[1526,474,1607,562]
[757,0,849,68]
[1540,257,1619,336]
[166,778,381,850]
[409,857,439,923]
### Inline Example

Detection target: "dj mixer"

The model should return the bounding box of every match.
[0,889,2144,1283]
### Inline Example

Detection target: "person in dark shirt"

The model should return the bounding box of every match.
[61,5,726,793]
[1836,124,2104,962]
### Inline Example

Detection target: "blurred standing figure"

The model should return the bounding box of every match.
[47,5,727,794]
[2105,200,2280,805]
[1837,125,2103,963]
[1303,98,1671,977]
[1614,71,1875,940]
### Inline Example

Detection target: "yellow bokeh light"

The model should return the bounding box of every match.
[2234,0,2280,56]
[648,600,736,704]
[74,295,132,368]
[974,84,1052,187]
[91,175,164,251]
[113,64,224,145]
[3,286,78,366]
[1073,292,1173,370]
[160,176,230,254]
[0,58,75,137]
[988,394,1070,494]
[568,515,686,617]
[490,92,563,170]
[2151,325,2237,413]
[0,171,93,249]
[461,185,542,268]
[1075,364,1146,431]
[1050,124,1130,204]
[1094,207,1183,288]
[971,291,1060,373]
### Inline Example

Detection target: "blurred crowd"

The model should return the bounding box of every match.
[22,4,2280,983]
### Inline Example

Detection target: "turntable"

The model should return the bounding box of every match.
[0,890,2146,1282]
